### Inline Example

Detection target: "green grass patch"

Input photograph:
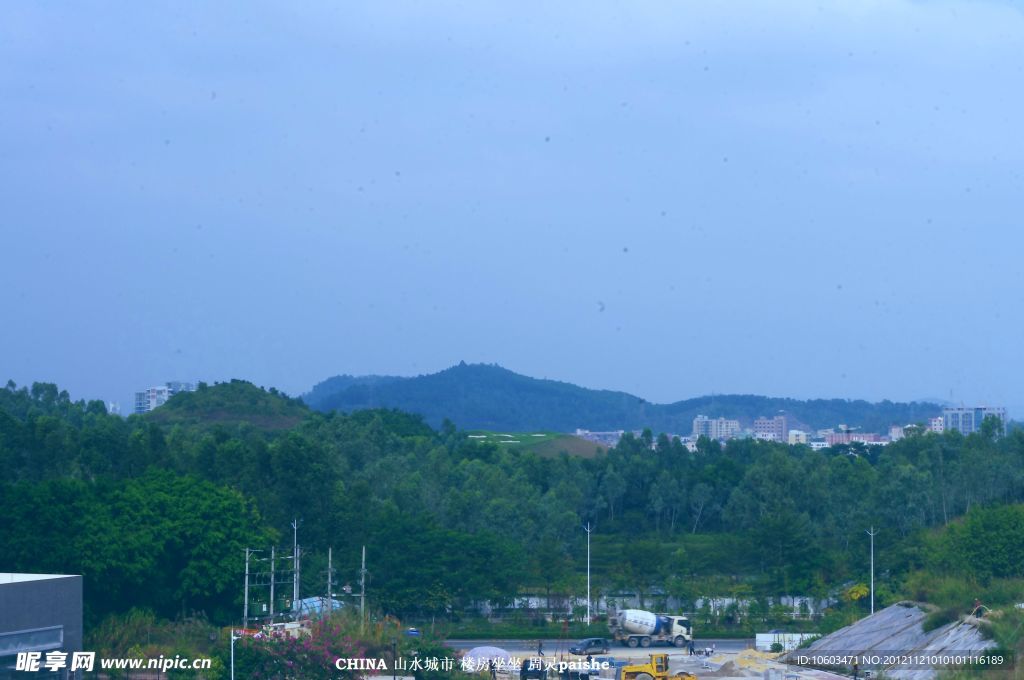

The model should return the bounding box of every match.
[466,431,607,458]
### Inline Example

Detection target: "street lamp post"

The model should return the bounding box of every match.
[583,522,593,625]
[866,526,877,614]
[230,630,240,680]
[391,639,397,680]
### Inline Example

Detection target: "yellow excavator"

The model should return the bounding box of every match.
[618,653,697,680]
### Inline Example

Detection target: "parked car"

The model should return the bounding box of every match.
[568,637,609,655]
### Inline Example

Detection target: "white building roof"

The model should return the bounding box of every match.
[0,573,78,584]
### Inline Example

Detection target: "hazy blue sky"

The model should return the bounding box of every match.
[3,1,1023,415]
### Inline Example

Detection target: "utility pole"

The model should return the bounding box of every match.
[269,546,276,620]
[866,526,878,614]
[360,545,367,632]
[583,522,593,625]
[326,547,333,614]
[243,548,251,627]
[291,518,302,609]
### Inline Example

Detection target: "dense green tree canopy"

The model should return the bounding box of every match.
[3,379,1023,626]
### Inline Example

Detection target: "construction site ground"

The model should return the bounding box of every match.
[483,648,848,680]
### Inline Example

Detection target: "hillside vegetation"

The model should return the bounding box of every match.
[304,362,942,432]
[146,379,308,430]
[1,378,1019,637]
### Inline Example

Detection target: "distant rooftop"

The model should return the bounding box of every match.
[293,595,345,617]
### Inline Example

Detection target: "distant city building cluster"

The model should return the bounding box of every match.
[576,405,1009,453]
[692,413,793,444]
[133,381,197,414]
[679,406,1006,451]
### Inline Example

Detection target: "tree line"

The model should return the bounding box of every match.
[2,379,1023,626]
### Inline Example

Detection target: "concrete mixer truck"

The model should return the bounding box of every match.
[608,609,693,648]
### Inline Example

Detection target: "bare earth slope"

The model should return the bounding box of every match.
[786,602,995,680]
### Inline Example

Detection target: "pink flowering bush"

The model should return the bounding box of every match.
[234,618,368,679]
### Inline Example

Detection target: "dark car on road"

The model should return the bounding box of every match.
[568,637,609,655]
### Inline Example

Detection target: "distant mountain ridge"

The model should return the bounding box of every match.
[303,363,943,434]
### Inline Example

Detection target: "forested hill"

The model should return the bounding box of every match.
[304,362,656,431]
[304,363,942,433]
[146,379,308,430]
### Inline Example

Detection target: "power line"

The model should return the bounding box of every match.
[242,540,299,624]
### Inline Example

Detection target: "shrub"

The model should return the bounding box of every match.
[922,607,959,632]
[797,635,822,649]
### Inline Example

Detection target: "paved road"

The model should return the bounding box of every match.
[447,637,753,657]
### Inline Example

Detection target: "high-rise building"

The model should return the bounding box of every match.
[942,407,1007,436]
[753,415,787,442]
[692,415,741,441]
[133,381,196,414]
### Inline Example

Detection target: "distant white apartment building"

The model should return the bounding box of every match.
[788,430,808,445]
[889,425,905,441]
[943,406,1007,436]
[753,415,787,442]
[928,416,945,433]
[692,415,741,441]
[133,381,196,414]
